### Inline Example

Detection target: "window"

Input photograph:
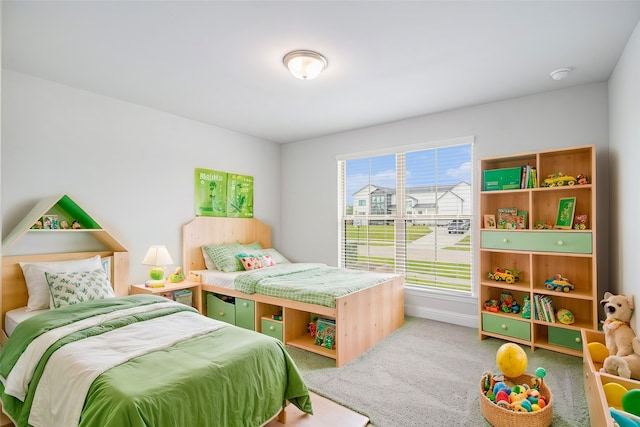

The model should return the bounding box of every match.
[338,137,473,293]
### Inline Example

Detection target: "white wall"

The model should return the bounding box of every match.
[281,83,610,326]
[1,71,282,283]
[609,20,640,333]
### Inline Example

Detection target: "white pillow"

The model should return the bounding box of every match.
[201,247,217,270]
[19,255,103,311]
[45,269,115,309]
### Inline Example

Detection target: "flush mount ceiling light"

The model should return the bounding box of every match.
[550,68,571,81]
[283,50,328,80]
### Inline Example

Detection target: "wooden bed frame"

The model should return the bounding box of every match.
[0,250,129,344]
[183,216,405,367]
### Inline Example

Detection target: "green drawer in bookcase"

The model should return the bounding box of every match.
[207,294,236,325]
[481,231,592,254]
[548,326,583,351]
[235,298,255,331]
[482,313,531,341]
[261,318,283,341]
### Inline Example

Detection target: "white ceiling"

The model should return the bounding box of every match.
[3,1,640,144]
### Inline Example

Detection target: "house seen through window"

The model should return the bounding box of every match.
[338,140,473,293]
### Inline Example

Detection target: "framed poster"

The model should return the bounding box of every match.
[226,173,254,218]
[555,197,576,229]
[195,168,228,217]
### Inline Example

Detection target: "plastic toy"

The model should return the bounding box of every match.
[488,267,520,284]
[576,173,589,185]
[556,308,575,325]
[600,292,640,380]
[622,389,640,416]
[496,343,528,377]
[521,295,531,319]
[534,221,554,230]
[545,274,574,292]
[574,214,588,230]
[484,298,500,312]
[481,366,549,413]
[587,341,609,364]
[499,291,520,314]
[169,266,185,283]
[71,220,81,229]
[541,172,577,187]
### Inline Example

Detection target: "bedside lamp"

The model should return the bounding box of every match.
[142,245,174,287]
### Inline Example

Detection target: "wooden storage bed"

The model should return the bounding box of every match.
[183,217,405,367]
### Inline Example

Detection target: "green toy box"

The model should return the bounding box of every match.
[483,167,522,191]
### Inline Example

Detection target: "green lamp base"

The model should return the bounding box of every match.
[149,266,165,281]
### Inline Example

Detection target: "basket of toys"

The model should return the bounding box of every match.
[479,343,553,427]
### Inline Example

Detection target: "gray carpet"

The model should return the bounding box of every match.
[286,316,589,427]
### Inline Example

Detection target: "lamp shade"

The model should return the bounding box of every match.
[142,245,174,266]
[283,50,327,80]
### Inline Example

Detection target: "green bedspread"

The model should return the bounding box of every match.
[0,295,312,427]
[234,263,395,308]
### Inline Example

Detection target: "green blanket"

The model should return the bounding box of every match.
[234,263,395,308]
[0,295,312,427]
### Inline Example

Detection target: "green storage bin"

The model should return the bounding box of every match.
[261,318,283,341]
[548,326,583,351]
[483,167,522,191]
[207,293,236,325]
[236,298,255,331]
[482,313,531,341]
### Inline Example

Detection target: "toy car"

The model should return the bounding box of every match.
[545,274,574,292]
[488,267,520,284]
[541,173,577,187]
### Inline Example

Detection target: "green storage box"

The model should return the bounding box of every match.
[483,167,522,191]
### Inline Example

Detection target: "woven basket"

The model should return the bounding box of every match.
[479,373,553,427]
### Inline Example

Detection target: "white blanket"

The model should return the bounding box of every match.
[2,301,180,401]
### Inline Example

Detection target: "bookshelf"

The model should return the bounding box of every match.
[478,146,597,356]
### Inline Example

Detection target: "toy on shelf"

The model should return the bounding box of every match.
[556,308,575,325]
[534,221,554,230]
[573,214,588,230]
[541,172,577,187]
[600,292,640,381]
[169,267,185,283]
[576,173,589,185]
[484,298,500,312]
[521,295,531,319]
[500,291,520,314]
[71,220,82,229]
[544,274,574,292]
[488,267,520,284]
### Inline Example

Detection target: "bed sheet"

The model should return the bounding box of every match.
[4,307,47,337]
[194,269,245,288]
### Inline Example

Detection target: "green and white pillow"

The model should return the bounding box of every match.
[203,242,264,272]
[45,269,115,309]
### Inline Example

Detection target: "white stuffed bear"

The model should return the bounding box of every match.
[600,292,640,380]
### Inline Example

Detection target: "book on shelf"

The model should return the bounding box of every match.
[519,165,538,189]
[516,211,528,229]
[497,207,518,229]
[314,318,336,349]
[542,295,556,323]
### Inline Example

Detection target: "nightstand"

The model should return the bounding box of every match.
[130,280,202,313]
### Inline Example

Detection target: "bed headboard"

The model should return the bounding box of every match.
[1,250,130,340]
[182,217,271,273]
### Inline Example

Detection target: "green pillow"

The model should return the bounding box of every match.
[204,242,264,272]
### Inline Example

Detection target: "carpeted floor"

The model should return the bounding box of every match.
[286,316,589,427]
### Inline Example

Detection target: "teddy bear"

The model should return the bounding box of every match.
[599,292,640,380]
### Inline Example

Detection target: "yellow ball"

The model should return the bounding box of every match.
[496,343,528,377]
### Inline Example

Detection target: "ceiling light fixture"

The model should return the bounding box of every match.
[550,68,571,81]
[283,50,328,80]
